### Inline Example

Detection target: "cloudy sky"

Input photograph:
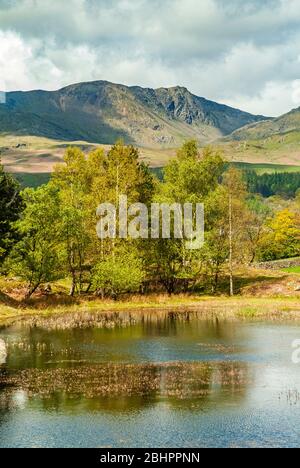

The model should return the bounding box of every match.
[0,0,299,116]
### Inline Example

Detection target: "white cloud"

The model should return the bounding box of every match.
[292,79,300,107]
[0,30,62,90]
[222,81,300,116]
[0,0,300,116]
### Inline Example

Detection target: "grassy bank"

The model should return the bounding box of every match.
[1,268,300,327]
[1,295,300,328]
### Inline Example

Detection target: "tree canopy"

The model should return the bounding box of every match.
[2,141,300,299]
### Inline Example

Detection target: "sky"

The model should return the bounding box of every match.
[0,0,300,116]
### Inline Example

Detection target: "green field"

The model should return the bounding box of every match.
[233,162,300,174]
[2,133,300,188]
[12,162,300,188]
[13,173,51,188]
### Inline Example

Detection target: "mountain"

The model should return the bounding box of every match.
[228,107,300,141]
[0,81,267,148]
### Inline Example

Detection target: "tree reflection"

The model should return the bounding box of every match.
[0,360,250,414]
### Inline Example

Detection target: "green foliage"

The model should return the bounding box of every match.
[92,249,145,298]
[149,142,227,294]
[161,144,224,203]
[7,184,63,297]
[13,173,51,189]
[244,170,300,198]
[51,143,155,296]
[257,209,300,261]
[0,163,23,265]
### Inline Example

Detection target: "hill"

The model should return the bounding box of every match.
[219,108,300,167]
[228,107,300,141]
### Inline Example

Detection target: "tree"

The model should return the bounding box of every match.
[161,142,224,204]
[52,143,155,295]
[52,147,91,295]
[222,168,249,296]
[7,185,63,298]
[91,142,155,278]
[258,209,300,261]
[202,186,229,293]
[244,195,271,263]
[0,163,23,266]
[105,142,155,205]
[150,141,225,294]
[245,170,300,199]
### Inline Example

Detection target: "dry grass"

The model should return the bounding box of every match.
[1,295,300,329]
[0,134,174,173]
[2,133,300,176]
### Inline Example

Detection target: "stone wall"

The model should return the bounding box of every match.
[255,257,300,270]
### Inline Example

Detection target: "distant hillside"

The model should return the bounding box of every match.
[0,80,267,148]
[228,107,300,141]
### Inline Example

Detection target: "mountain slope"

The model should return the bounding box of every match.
[228,107,300,141]
[0,81,267,148]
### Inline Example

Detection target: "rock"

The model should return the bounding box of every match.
[0,339,7,364]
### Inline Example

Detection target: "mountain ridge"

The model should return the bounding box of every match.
[0,80,268,148]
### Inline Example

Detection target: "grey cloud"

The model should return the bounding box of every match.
[0,0,299,115]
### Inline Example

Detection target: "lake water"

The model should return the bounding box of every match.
[0,312,300,448]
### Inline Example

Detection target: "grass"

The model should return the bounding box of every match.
[282,266,300,274]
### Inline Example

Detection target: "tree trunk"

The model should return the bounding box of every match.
[25,284,39,300]
[229,193,234,297]
[212,270,219,294]
[70,273,76,297]
[164,279,175,296]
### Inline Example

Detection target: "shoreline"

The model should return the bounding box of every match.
[2,295,300,328]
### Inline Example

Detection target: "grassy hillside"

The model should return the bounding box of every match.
[218,131,300,166]
[0,135,100,173]
[229,107,300,141]
[1,131,300,184]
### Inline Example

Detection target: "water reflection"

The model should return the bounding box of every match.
[0,312,300,448]
[0,360,249,414]
[1,314,244,371]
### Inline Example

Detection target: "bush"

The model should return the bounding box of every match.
[92,250,145,298]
